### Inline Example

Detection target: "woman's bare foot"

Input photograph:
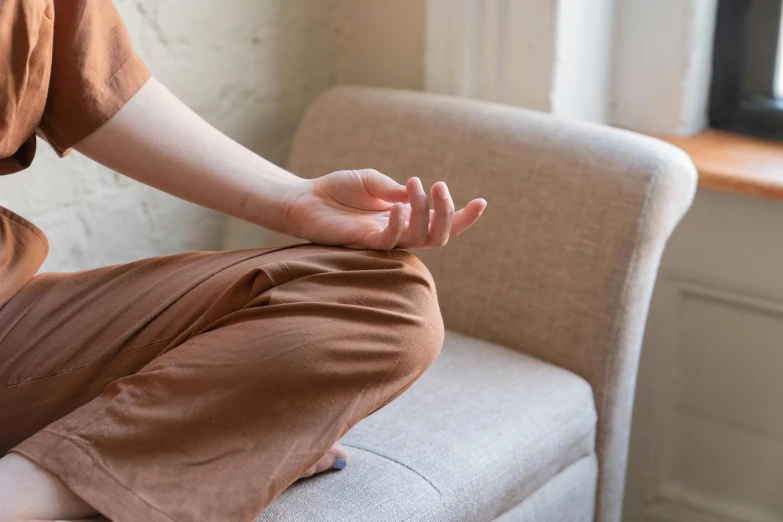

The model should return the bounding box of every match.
[298,443,349,479]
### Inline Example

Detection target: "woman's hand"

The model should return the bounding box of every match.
[284,169,487,250]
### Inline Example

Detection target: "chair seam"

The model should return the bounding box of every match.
[342,443,442,494]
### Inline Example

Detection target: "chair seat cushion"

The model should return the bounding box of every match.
[257,330,597,521]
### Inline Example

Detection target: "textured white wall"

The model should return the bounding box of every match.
[425,0,718,134]
[624,190,783,522]
[610,0,718,134]
[425,0,558,112]
[425,0,616,124]
[0,0,340,272]
[552,0,616,123]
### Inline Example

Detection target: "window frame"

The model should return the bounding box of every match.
[709,0,783,138]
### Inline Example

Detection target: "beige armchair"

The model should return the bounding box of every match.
[257,87,696,522]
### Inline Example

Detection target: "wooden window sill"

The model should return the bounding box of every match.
[648,129,783,202]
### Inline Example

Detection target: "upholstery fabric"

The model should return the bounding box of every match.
[286,87,697,522]
[493,455,597,522]
[257,330,597,521]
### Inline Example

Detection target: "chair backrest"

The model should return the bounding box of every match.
[287,86,697,522]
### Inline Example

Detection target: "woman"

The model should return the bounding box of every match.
[0,1,485,521]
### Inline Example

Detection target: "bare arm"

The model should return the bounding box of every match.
[75,77,302,235]
[76,77,486,249]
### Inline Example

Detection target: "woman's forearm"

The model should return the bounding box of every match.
[75,76,486,250]
[74,77,304,234]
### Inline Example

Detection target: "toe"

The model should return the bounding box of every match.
[329,442,349,470]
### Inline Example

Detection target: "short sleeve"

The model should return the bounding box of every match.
[37,0,151,156]
[0,0,53,174]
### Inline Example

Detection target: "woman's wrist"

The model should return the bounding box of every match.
[239,174,311,238]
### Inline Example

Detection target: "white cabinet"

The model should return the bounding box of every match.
[624,189,783,522]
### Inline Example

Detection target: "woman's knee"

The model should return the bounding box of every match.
[237,246,445,379]
[380,250,444,380]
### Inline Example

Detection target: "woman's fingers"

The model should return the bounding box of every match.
[359,169,409,203]
[385,202,406,247]
[362,202,405,250]
[403,177,431,247]
[359,178,484,250]
[449,198,487,236]
[425,182,455,247]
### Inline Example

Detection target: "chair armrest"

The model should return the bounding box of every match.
[287,86,697,522]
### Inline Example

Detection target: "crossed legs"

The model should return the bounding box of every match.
[0,245,443,521]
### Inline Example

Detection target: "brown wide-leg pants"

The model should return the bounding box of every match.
[0,207,444,521]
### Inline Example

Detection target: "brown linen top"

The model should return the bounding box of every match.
[0,0,150,306]
[0,0,151,175]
